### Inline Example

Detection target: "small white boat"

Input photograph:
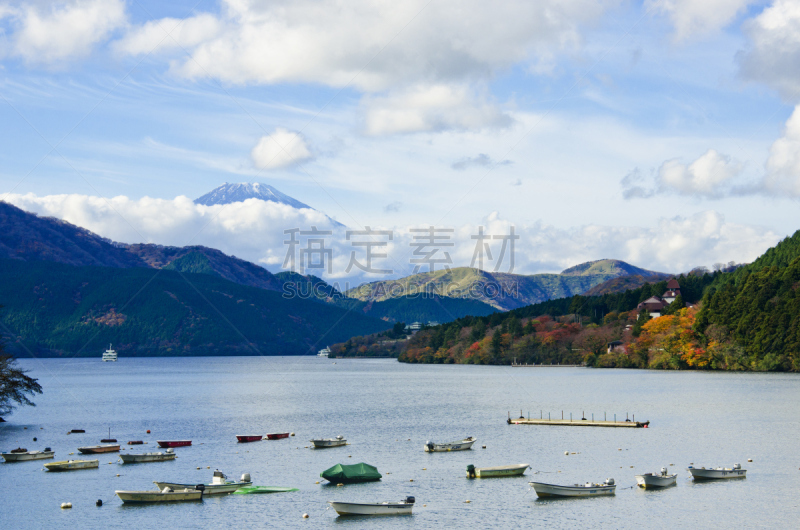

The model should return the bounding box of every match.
[688,463,746,480]
[2,448,54,462]
[116,488,203,504]
[424,437,475,452]
[636,467,677,488]
[328,496,415,516]
[155,471,252,495]
[530,478,616,497]
[44,459,99,471]
[311,436,346,448]
[102,344,118,361]
[120,449,176,464]
[467,463,529,478]
[318,346,331,357]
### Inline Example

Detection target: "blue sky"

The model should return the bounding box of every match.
[1,0,799,280]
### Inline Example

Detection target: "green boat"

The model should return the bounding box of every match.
[320,463,382,484]
[233,486,299,494]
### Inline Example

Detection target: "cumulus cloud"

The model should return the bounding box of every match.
[111,13,221,56]
[2,194,780,284]
[649,0,756,42]
[1,0,126,64]
[738,0,800,100]
[762,105,800,196]
[251,128,312,170]
[451,153,513,171]
[362,84,512,135]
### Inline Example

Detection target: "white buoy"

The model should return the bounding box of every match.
[315,481,319,484]
[564,451,569,455]
[482,445,486,449]
[302,513,309,519]
[748,458,753,462]
[290,433,295,436]
[465,500,471,503]
[409,479,414,482]
[197,467,201,470]
[61,503,72,509]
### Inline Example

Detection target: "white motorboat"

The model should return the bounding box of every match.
[328,496,415,516]
[530,479,616,497]
[636,467,677,488]
[116,488,203,504]
[311,436,346,448]
[155,471,252,495]
[466,463,529,478]
[44,459,99,471]
[424,437,476,452]
[2,448,54,462]
[688,463,746,480]
[102,344,117,361]
[318,346,331,357]
[120,449,176,464]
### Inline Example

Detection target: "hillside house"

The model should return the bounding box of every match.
[636,278,681,318]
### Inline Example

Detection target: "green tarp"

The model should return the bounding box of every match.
[320,463,382,483]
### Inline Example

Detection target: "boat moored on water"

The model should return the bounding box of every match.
[155,471,252,495]
[44,459,99,471]
[321,463,382,484]
[530,479,616,498]
[236,435,263,443]
[318,346,331,357]
[116,487,203,504]
[466,463,529,478]
[424,437,475,452]
[120,449,176,463]
[636,467,678,488]
[328,496,415,516]
[266,432,290,440]
[688,464,746,480]
[102,344,117,362]
[157,440,192,448]
[311,435,346,448]
[78,444,120,454]
[2,448,54,462]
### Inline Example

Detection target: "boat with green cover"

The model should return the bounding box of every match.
[233,486,299,494]
[321,463,382,484]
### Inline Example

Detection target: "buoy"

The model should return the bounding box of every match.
[146,430,150,434]
[315,481,319,484]
[69,452,74,455]
[33,437,37,441]
[409,479,414,482]
[618,448,622,451]
[337,483,344,487]
[302,513,309,519]
[24,427,27,430]
[41,427,43,429]
[630,466,634,468]
[290,433,295,436]
[116,474,120,477]
[422,468,426,470]
[197,467,201,470]
[464,500,471,503]
[108,462,113,464]
[748,459,753,462]
[348,455,352,458]
[207,466,210,469]
[670,464,674,466]
[482,445,486,449]
[61,502,72,509]
[423,504,427,507]
[96,500,102,507]
[571,452,576,455]
[564,451,569,455]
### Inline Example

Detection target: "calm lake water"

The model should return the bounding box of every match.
[2,357,799,529]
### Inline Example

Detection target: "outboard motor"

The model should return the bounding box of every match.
[660,467,667,476]
[336,435,343,440]
[426,442,435,452]
[166,448,174,453]
[241,473,251,483]
[404,496,415,505]
[44,447,51,452]
[466,464,476,478]
[604,478,615,486]
[195,484,205,493]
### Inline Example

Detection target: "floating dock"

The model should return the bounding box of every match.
[508,417,649,428]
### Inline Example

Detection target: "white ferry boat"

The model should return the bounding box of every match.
[317,346,330,358]
[102,344,117,362]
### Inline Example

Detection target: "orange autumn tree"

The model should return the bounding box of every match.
[628,307,709,369]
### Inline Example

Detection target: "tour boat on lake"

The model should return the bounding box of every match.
[328,496,415,516]
[266,432,290,440]
[157,440,192,448]
[318,346,331,358]
[236,435,263,443]
[466,463,529,478]
[688,463,746,480]
[636,467,678,488]
[2,448,54,462]
[102,344,117,362]
[424,437,475,452]
[155,471,251,495]
[530,478,616,498]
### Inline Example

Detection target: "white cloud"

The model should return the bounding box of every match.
[251,128,312,170]
[362,84,512,135]
[738,0,800,100]
[111,13,221,56]
[649,0,757,42]
[2,194,780,284]
[116,0,610,90]
[763,104,800,196]
[3,0,126,64]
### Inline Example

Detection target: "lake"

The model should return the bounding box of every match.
[2,357,799,528]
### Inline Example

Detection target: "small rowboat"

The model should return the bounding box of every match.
[69,429,85,434]
[688,464,746,480]
[236,435,263,443]
[127,441,144,445]
[329,496,415,516]
[44,459,99,471]
[636,468,677,488]
[78,444,120,454]
[157,440,192,448]
[424,437,475,452]
[530,479,616,498]
[2,449,54,462]
[311,436,346,448]
[116,488,203,504]
[265,432,290,440]
[466,463,529,478]
[233,486,298,494]
[155,471,252,495]
[120,449,176,463]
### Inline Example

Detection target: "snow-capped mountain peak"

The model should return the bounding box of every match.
[194,182,312,210]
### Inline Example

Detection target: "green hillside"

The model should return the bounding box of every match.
[0,259,390,357]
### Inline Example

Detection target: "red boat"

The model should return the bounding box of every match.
[157,440,192,448]
[236,435,263,443]
[265,432,290,440]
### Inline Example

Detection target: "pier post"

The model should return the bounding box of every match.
[614,414,616,423]
[570,413,572,422]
